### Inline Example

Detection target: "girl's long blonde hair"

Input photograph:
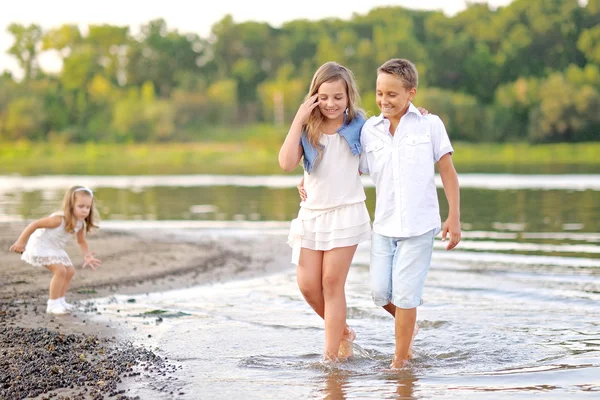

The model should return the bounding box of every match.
[303,62,364,153]
[62,186,99,234]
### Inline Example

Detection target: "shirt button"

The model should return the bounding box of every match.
[412,139,416,144]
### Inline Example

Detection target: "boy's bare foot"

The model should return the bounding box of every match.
[407,322,419,359]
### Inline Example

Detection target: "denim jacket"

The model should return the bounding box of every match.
[301,114,366,174]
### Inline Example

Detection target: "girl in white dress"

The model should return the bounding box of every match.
[278,62,370,361]
[9,186,102,314]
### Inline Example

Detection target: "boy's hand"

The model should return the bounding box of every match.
[441,217,461,250]
[297,177,307,202]
[9,241,26,254]
[417,107,430,115]
[83,251,102,270]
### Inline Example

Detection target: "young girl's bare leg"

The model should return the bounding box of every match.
[59,266,75,298]
[297,248,325,318]
[59,266,76,310]
[43,264,70,314]
[44,264,67,299]
[298,249,356,348]
[322,245,356,360]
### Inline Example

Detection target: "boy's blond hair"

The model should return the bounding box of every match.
[378,59,419,89]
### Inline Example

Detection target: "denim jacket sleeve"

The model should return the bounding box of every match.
[301,113,366,174]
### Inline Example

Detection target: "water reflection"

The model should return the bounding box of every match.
[1,175,599,264]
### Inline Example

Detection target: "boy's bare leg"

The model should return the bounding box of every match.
[391,307,417,368]
[384,303,419,358]
[382,303,396,317]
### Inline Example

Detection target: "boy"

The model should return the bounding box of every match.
[359,58,461,369]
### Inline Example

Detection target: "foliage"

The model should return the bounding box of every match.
[1,0,599,144]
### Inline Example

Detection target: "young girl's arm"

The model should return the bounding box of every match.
[76,228,102,270]
[9,215,62,253]
[278,94,319,172]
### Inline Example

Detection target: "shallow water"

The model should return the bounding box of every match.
[86,230,600,399]
[2,174,599,398]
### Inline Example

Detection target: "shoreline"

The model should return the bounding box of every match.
[0,223,291,399]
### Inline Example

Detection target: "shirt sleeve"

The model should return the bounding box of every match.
[430,115,453,162]
[358,125,370,175]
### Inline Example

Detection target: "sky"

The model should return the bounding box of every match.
[1,0,516,78]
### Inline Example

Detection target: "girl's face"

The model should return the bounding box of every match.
[73,194,93,221]
[317,79,348,123]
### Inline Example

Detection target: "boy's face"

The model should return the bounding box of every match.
[376,72,416,121]
[317,79,348,122]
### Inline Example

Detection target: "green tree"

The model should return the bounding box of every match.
[6,23,43,80]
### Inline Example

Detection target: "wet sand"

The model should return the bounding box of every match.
[0,222,290,399]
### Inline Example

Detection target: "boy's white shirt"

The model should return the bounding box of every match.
[359,102,454,238]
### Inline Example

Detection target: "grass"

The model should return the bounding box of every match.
[1,128,599,176]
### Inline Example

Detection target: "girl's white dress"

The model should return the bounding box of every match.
[288,133,371,264]
[21,213,84,267]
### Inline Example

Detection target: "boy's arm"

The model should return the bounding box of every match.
[438,153,461,250]
[9,215,62,253]
[358,125,370,175]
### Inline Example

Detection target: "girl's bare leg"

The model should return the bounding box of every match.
[297,248,325,318]
[321,245,356,360]
[59,266,76,298]
[44,264,67,300]
[297,249,355,344]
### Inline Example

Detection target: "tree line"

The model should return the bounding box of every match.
[1,0,599,143]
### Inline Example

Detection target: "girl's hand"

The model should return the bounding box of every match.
[83,251,102,270]
[9,241,26,254]
[293,94,320,125]
[297,177,307,202]
[417,107,430,115]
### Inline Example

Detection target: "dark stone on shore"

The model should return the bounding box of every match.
[0,325,177,400]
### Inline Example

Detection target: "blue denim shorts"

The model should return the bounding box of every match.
[369,229,436,309]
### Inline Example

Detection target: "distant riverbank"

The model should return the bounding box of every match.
[2,132,599,175]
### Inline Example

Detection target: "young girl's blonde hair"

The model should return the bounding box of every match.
[303,61,364,153]
[62,186,99,234]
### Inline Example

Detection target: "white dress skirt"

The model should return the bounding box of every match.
[287,132,371,265]
[21,214,83,267]
[288,202,371,265]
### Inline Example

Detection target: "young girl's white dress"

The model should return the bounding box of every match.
[21,213,84,267]
[288,133,371,264]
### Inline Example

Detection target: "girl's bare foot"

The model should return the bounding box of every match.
[338,339,353,360]
[337,325,356,360]
[407,322,419,359]
[323,351,339,363]
[389,355,409,369]
[343,325,356,342]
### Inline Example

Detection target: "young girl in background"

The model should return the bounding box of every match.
[9,186,102,314]
[278,61,370,362]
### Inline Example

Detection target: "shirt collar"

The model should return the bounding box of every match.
[374,102,421,126]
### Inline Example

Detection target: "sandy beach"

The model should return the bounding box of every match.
[0,222,290,399]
